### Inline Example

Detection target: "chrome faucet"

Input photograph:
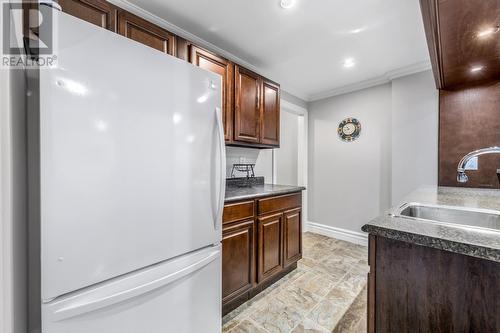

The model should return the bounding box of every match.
[457,146,500,183]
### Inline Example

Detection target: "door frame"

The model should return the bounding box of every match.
[275,99,308,232]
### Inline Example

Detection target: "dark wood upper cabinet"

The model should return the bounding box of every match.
[234,66,261,144]
[257,212,283,283]
[58,0,117,32]
[175,36,191,61]
[117,11,175,55]
[60,0,282,149]
[190,46,234,142]
[260,79,280,147]
[283,208,302,267]
[234,66,281,147]
[222,219,255,304]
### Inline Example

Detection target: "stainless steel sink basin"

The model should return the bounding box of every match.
[395,203,500,232]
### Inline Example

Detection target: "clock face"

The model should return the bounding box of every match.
[342,123,356,135]
[338,118,361,142]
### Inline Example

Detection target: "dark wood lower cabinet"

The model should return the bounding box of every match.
[222,192,303,315]
[283,208,302,267]
[257,213,283,282]
[367,235,500,332]
[222,220,255,304]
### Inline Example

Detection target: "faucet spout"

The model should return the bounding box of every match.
[456,146,500,183]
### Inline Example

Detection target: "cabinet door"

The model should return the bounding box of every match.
[260,79,280,146]
[222,220,255,303]
[58,0,117,31]
[257,213,283,282]
[283,208,302,267]
[190,46,234,142]
[234,66,261,143]
[117,11,176,55]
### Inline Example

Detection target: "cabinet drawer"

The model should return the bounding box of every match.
[223,201,255,224]
[257,193,301,215]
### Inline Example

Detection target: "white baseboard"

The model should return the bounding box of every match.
[305,221,368,246]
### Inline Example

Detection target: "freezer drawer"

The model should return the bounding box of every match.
[42,246,222,333]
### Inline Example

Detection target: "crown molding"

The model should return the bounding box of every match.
[308,60,432,102]
[105,1,429,104]
[281,99,308,115]
[106,0,309,101]
[107,0,258,71]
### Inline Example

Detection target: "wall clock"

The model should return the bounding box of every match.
[338,118,361,142]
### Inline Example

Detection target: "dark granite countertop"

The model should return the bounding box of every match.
[224,177,305,203]
[362,186,500,262]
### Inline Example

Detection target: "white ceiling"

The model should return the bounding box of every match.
[123,0,430,101]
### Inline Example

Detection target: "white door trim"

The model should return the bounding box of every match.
[278,99,308,232]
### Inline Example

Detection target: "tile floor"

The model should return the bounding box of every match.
[222,232,369,333]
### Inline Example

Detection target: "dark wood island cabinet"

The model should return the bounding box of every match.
[367,235,500,332]
[363,187,500,332]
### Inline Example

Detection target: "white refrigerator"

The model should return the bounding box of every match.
[29,5,224,333]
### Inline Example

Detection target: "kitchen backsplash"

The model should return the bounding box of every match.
[225,146,273,183]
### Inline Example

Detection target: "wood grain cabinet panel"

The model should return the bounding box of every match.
[117,11,175,55]
[260,79,280,146]
[283,209,302,267]
[369,236,500,332]
[223,200,254,225]
[58,0,117,31]
[258,193,302,215]
[257,213,283,282]
[190,46,234,142]
[222,220,255,303]
[222,192,303,314]
[234,66,261,143]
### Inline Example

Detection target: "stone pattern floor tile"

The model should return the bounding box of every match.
[332,286,367,333]
[222,232,368,333]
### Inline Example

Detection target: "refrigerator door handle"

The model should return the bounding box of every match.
[48,248,220,322]
[214,107,226,230]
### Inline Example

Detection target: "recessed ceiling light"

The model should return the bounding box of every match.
[470,66,484,73]
[280,0,294,9]
[349,27,365,34]
[343,58,356,68]
[477,26,499,38]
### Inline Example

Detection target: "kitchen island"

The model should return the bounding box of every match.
[222,177,305,315]
[362,186,500,332]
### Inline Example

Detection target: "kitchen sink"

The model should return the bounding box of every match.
[396,203,500,231]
